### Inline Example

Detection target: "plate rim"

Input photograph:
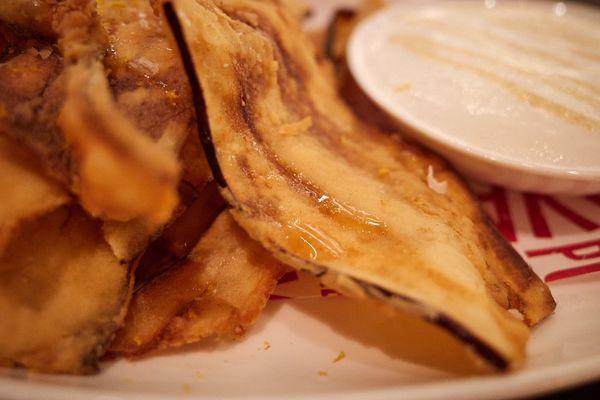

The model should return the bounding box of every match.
[2,353,599,400]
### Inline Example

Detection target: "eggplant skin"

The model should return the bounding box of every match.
[0,207,132,374]
[164,0,555,371]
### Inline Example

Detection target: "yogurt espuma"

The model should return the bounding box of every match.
[349,1,600,184]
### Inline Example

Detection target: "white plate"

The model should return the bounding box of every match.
[348,0,600,195]
[1,2,600,399]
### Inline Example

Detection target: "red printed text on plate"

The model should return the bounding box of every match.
[527,238,600,283]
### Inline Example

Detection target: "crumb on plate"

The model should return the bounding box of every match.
[333,351,346,363]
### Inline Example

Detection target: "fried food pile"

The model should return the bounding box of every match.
[0,0,555,375]
[0,0,284,373]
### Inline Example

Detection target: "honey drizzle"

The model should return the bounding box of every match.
[316,194,385,231]
[394,27,600,109]
[490,15,600,62]
[418,19,600,97]
[391,34,600,132]
[285,220,344,261]
[425,16,587,71]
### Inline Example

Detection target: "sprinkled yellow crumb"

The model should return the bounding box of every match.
[233,325,244,335]
[378,167,390,177]
[182,384,191,395]
[318,370,328,377]
[279,116,312,136]
[267,108,281,125]
[263,340,271,350]
[394,83,412,92]
[333,351,346,363]
[38,47,52,60]
[270,60,279,73]
[196,372,203,379]
[165,89,178,100]
[339,134,351,145]
[133,336,142,346]
[165,89,179,106]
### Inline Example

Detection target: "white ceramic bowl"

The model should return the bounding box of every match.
[347,0,600,195]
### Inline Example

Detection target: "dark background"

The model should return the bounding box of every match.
[531,381,599,399]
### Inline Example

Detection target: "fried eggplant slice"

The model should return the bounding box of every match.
[134,180,226,286]
[165,0,555,370]
[0,135,68,255]
[99,0,194,152]
[0,32,69,184]
[100,105,211,265]
[97,0,212,260]
[0,2,202,263]
[0,1,55,38]
[59,61,180,223]
[0,206,132,374]
[55,0,181,224]
[108,212,284,357]
[101,116,213,263]
[1,0,185,233]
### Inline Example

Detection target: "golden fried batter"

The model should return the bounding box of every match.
[109,212,284,357]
